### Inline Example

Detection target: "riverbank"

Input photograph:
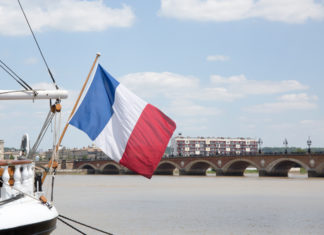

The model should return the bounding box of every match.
[56,169,308,177]
[56,169,87,175]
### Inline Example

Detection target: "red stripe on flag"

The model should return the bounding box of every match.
[119,104,176,179]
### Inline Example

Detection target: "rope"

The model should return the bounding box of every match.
[17,0,59,90]
[0,61,30,91]
[28,109,55,159]
[50,169,56,202]
[58,214,114,235]
[50,108,61,201]
[0,59,33,91]
[57,110,62,146]
[57,217,87,235]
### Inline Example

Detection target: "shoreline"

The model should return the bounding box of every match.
[56,169,309,178]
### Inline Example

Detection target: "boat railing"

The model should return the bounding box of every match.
[0,160,34,201]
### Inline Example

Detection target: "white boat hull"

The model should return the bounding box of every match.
[0,196,58,234]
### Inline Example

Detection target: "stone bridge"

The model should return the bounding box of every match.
[72,153,324,177]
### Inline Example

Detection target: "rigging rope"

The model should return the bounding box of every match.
[0,62,29,91]
[57,217,87,235]
[58,214,114,235]
[17,0,59,90]
[0,59,33,91]
[50,109,60,202]
[28,109,55,159]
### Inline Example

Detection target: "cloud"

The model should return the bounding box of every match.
[0,0,135,36]
[300,119,324,131]
[278,93,318,102]
[118,71,312,121]
[244,93,318,113]
[32,82,57,90]
[211,74,247,84]
[120,71,242,102]
[120,71,309,104]
[177,117,210,131]
[24,57,38,65]
[250,0,324,23]
[193,86,243,101]
[206,55,230,62]
[268,122,295,130]
[167,99,222,116]
[159,0,324,23]
[119,71,199,99]
[119,72,225,118]
[210,74,308,95]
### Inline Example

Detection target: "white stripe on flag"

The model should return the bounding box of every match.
[94,84,147,162]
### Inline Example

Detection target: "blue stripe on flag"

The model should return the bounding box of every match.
[69,64,119,140]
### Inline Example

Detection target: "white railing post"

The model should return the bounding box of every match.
[13,165,22,195]
[27,163,34,194]
[0,162,35,200]
[21,164,29,193]
[1,166,11,200]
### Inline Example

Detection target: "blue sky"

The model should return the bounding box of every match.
[0,0,323,150]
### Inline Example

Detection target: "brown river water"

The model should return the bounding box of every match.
[50,174,324,235]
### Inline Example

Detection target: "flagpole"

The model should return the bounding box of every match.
[42,53,101,184]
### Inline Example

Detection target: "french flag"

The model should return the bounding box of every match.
[70,64,176,178]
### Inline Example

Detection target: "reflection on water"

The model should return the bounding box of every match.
[52,175,324,235]
[244,173,308,179]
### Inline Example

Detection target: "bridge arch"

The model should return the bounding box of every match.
[155,161,180,175]
[79,164,96,174]
[222,159,259,176]
[266,158,309,177]
[100,162,121,175]
[315,162,324,174]
[185,160,217,176]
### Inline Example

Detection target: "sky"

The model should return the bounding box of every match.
[0,0,323,150]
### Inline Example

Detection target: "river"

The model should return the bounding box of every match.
[50,175,324,235]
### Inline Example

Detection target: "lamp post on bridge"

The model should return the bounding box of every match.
[258,138,263,154]
[283,138,288,154]
[307,136,312,154]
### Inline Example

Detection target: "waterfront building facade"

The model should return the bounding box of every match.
[0,140,4,160]
[171,135,258,156]
[4,150,20,159]
[45,144,108,160]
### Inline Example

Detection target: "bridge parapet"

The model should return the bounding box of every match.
[48,153,324,177]
[160,153,324,177]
